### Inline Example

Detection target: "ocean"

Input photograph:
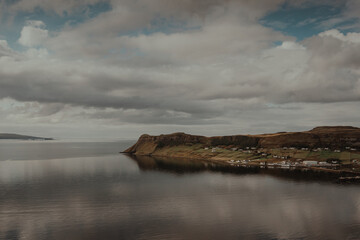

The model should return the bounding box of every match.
[0,140,359,240]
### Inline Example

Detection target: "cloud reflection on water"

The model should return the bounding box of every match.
[0,154,359,240]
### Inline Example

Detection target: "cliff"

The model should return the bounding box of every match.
[123,126,360,156]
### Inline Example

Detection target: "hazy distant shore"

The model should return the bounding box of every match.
[0,133,53,140]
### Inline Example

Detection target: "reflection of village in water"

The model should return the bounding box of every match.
[127,152,360,184]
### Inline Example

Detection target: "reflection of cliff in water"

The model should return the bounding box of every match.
[125,154,345,183]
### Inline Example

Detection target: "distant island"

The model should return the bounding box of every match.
[0,133,53,140]
[123,126,360,179]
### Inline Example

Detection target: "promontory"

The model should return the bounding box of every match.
[123,126,360,173]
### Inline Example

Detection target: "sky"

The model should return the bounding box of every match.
[0,0,359,139]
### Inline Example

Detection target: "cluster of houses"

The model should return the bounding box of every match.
[272,155,290,160]
[312,147,328,152]
[204,146,360,168]
[204,145,359,170]
[205,145,358,153]
[227,159,341,168]
[208,146,259,154]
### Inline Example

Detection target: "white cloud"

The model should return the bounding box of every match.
[0,40,14,57]
[45,1,291,63]
[18,20,48,47]
[25,48,49,59]
[276,41,305,50]
[319,29,360,43]
[0,0,360,137]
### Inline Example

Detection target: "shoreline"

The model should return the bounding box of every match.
[123,152,360,180]
[123,127,360,181]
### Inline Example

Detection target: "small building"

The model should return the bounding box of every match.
[326,158,341,164]
[303,161,318,166]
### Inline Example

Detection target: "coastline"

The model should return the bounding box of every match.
[124,153,360,185]
[122,127,360,180]
[123,152,358,177]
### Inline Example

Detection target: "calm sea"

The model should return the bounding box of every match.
[0,140,359,240]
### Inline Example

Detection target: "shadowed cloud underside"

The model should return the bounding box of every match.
[0,0,359,138]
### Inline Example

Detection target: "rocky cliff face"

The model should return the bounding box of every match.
[123,126,360,155]
[124,132,208,155]
[258,126,360,148]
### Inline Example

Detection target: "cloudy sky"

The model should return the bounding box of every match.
[0,0,359,139]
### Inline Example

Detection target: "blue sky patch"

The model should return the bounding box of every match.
[261,3,348,40]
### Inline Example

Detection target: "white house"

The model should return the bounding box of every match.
[303,161,318,166]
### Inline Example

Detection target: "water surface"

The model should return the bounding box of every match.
[0,141,359,240]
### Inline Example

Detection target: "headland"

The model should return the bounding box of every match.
[123,126,360,177]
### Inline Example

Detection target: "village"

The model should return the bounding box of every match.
[202,145,360,171]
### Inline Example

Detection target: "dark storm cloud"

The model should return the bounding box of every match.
[0,71,218,116]
[80,108,225,125]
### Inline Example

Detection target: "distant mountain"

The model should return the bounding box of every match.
[0,133,53,140]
